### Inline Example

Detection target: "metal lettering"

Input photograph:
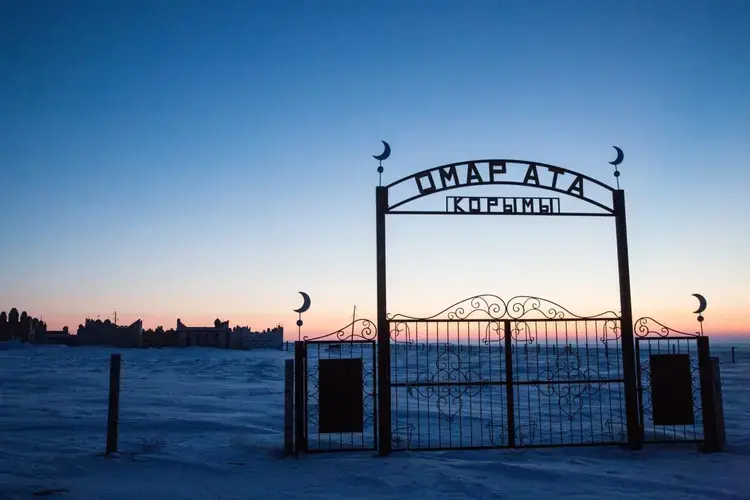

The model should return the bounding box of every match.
[523,164,540,186]
[539,198,552,214]
[522,198,534,213]
[547,166,565,189]
[445,196,561,214]
[469,197,481,213]
[415,172,437,194]
[452,197,465,213]
[466,162,484,184]
[567,175,584,198]
[488,160,507,182]
[487,197,499,212]
[439,166,460,188]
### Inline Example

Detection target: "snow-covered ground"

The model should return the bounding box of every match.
[1,342,749,499]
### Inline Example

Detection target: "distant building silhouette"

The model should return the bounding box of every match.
[0,308,46,342]
[76,318,143,348]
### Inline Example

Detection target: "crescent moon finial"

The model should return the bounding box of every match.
[609,146,624,166]
[692,293,707,315]
[294,291,311,314]
[373,140,390,186]
[373,141,391,162]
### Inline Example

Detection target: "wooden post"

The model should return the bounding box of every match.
[731,346,736,363]
[613,190,642,450]
[106,353,121,455]
[376,186,391,456]
[284,359,294,456]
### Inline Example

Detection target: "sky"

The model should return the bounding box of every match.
[1,0,748,337]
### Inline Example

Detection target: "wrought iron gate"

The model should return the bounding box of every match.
[296,319,378,453]
[634,317,706,445]
[387,296,628,450]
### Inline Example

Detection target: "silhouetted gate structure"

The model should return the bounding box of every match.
[294,320,378,453]
[374,158,642,454]
[634,317,721,448]
[388,295,627,450]
[290,153,725,456]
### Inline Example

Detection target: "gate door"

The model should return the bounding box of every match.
[634,317,704,445]
[301,319,378,452]
[388,295,628,450]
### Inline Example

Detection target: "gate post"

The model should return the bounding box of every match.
[613,190,642,450]
[697,336,723,452]
[376,186,391,456]
[294,341,307,455]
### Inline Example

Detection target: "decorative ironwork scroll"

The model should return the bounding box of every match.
[535,346,606,420]
[406,347,487,422]
[487,421,537,447]
[304,318,377,342]
[388,295,620,322]
[634,317,701,338]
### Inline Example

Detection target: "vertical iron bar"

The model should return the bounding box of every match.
[504,320,516,448]
[613,189,642,450]
[376,186,391,455]
[372,341,378,450]
[635,339,644,444]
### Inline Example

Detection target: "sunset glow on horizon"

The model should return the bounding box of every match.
[1,1,748,338]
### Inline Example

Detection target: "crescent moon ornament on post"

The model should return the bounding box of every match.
[373,140,391,186]
[692,293,707,335]
[609,146,624,189]
[293,291,311,341]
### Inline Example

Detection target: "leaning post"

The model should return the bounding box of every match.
[613,190,642,450]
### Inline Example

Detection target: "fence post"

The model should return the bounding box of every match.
[697,337,722,452]
[284,359,294,456]
[293,341,307,455]
[106,353,122,455]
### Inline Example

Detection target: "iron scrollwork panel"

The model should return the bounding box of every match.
[305,340,377,451]
[636,337,703,443]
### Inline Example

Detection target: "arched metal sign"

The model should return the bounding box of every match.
[385,159,615,215]
[374,148,640,455]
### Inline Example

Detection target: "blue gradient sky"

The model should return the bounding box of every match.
[1,0,748,335]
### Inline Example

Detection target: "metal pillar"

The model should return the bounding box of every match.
[376,186,391,456]
[613,190,642,450]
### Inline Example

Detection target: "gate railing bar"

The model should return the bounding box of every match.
[388,318,620,324]
[305,339,375,344]
[391,378,625,388]
[504,320,516,448]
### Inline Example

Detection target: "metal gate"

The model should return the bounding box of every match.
[634,317,707,445]
[387,295,628,450]
[295,319,378,453]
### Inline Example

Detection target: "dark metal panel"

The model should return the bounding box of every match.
[649,354,694,426]
[319,358,364,434]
